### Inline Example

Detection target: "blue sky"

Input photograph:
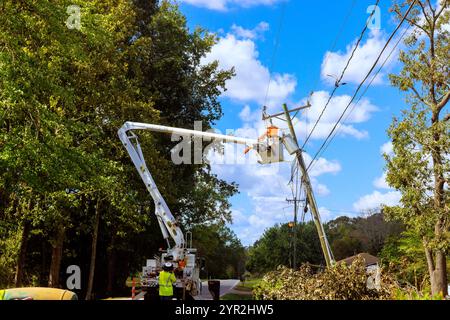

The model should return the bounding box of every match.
[177,0,410,245]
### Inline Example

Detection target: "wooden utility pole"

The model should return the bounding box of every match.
[286,197,304,270]
[279,104,335,268]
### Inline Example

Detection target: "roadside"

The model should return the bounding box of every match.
[221,279,261,301]
[107,278,260,300]
[197,279,240,300]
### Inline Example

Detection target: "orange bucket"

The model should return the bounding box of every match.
[267,126,279,138]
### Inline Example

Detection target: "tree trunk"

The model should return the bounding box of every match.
[48,225,65,288]
[424,238,448,297]
[85,199,101,300]
[40,241,48,286]
[106,236,117,296]
[14,221,30,287]
[431,250,448,297]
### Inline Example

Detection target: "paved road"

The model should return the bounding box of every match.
[109,279,240,300]
[196,279,240,300]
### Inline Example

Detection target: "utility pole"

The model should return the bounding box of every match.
[267,104,335,267]
[286,197,304,270]
[282,103,334,267]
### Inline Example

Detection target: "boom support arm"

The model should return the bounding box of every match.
[118,122,260,250]
[119,125,185,249]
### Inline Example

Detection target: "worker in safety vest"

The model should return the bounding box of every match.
[159,262,176,300]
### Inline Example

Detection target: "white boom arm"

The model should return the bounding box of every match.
[118,122,259,250]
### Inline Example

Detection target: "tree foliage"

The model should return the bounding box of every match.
[247,213,403,275]
[254,256,400,300]
[328,213,404,261]
[380,230,450,293]
[385,0,449,296]
[191,223,246,279]
[380,230,430,290]
[0,0,242,297]
[246,222,325,275]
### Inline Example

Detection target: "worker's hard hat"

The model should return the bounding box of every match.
[164,262,173,269]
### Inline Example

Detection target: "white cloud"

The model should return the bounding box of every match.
[232,91,377,143]
[181,0,227,10]
[358,140,400,211]
[303,152,341,178]
[209,98,379,244]
[381,141,393,156]
[231,22,269,40]
[181,0,284,11]
[231,209,246,224]
[372,141,396,190]
[436,0,450,32]
[239,105,261,122]
[373,172,391,190]
[319,207,359,222]
[442,22,450,33]
[200,21,384,245]
[317,207,335,222]
[295,91,378,141]
[321,30,397,86]
[353,190,401,212]
[315,183,331,197]
[372,142,394,190]
[202,33,296,107]
[307,92,378,124]
[296,120,369,141]
[208,130,341,245]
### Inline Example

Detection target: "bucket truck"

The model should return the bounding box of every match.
[118,122,284,300]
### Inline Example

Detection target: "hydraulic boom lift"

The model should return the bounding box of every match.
[118,122,283,299]
[118,114,334,299]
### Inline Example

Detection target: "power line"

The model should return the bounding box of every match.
[293,0,375,181]
[281,1,359,186]
[263,1,287,112]
[306,0,418,173]
[302,0,381,149]
[309,25,413,170]
[307,0,357,96]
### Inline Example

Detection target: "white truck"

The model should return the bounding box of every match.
[118,122,284,300]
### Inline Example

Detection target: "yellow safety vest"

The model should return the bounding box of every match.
[0,290,5,300]
[159,271,176,297]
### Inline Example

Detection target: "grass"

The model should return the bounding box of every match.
[234,279,262,292]
[220,279,262,300]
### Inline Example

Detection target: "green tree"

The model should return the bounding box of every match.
[127,0,235,224]
[180,170,238,226]
[327,216,364,260]
[0,0,239,297]
[191,223,246,279]
[385,0,449,296]
[381,230,450,294]
[327,213,403,261]
[380,230,429,291]
[246,222,324,274]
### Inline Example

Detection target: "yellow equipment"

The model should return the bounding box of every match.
[0,288,78,300]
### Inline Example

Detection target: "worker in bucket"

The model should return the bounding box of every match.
[159,262,177,301]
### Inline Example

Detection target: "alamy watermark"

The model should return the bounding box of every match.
[367,5,382,30]
[66,265,81,290]
[169,121,284,169]
[66,5,81,30]
[366,266,382,291]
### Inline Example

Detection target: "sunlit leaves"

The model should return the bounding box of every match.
[254,257,399,300]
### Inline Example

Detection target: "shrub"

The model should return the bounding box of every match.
[254,256,400,300]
